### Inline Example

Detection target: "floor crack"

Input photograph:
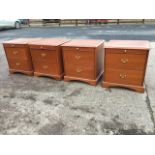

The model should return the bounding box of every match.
[145,84,155,133]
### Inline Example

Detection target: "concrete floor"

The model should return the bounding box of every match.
[0,26,155,134]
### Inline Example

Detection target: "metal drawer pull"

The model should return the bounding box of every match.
[76,48,79,50]
[76,69,82,73]
[41,53,46,57]
[40,46,44,49]
[43,65,48,69]
[75,55,81,60]
[124,49,127,53]
[121,58,128,64]
[120,74,127,79]
[11,45,15,47]
[13,51,18,55]
[16,62,20,66]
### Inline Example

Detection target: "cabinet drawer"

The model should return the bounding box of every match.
[5,47,30,60]
[4,44,25,48]
[30,49,58,63]
[63,50,94,66]
[8,59,33,71]
[33,61,58,75]
[106,48,147,55]
[65,64,94,79]
[63,47,94,52]
[105,69,144,86]
[29,45,56,50]
[105,53,147,70]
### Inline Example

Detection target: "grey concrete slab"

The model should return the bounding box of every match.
[0,41,155,134]
[145,43,155,128]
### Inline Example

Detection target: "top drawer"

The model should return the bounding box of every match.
[29,45,57,50]
[63,49,95,66]
[106,48,148,55]
[105,53,147,70]
[30,49,58,63]
[3,44,25,48]
[4,47,30,60]
[63,46,94,52]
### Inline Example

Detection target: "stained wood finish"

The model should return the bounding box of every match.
[30,49,58,63]
[63,50,94,66]
[3,38,41,76]
[29,38,69,80]
[62,39,104,86]
[105,69,144,85]
[8,59,33,71]
[65,64,94,79]
[103,40,150,93]
[105,52,147,70]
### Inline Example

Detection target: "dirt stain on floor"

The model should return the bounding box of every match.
[65,88,82,98]
[85,117,98,135]
[20,93,37,101]
[38,121,65,135]
[116,129,148,135]
[70,105,94,114]
[43,97,61,106]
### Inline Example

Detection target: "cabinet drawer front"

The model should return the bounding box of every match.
[65,64,94,79]
[30,49,58,63]
[63,50,94,66]
[105,69,144,86]
[5,47,30,60]
[33,61,58,75]
[105,53,146,70]
[4,44,25,48]
[30,45,56,50]
[106,48,147,55]
[63,47,94,52]
[8,59,33,71]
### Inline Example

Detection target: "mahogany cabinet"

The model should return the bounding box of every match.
[3,38,41,76]
[62,39,104,86]
[29,38,69,80]
[103,40,150,93]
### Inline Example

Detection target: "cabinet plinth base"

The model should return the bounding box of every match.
[64,72,103,86]
[102,82,144,93]
[9,69,33,76]
[34,72,63,80]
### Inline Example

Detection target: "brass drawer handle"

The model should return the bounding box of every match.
[16,62,20,66]
[76,48,79,50]
[13,51,18,55]
[121,58,128,64]
[42,65,48,69]
[120,74,127,79]
[40,46,44,49]
[76,69,82,73]
[11,45,15,47]
[75,55,81,60]
[41,53,46,57]
[124,49,127,53]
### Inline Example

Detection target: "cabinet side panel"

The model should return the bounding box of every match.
[141,50,149,85]
[96,43,104,78]
[57,46,64,74]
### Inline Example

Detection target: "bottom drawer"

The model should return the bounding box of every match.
[105,69,144,86]
[8,59,33,71]
[33,61,59,75]
[65,64,94,79]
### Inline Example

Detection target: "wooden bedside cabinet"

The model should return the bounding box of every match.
[29,38,69,80]
[103,40,150,93]
[3,38,41,76]
[62,39,104,86]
